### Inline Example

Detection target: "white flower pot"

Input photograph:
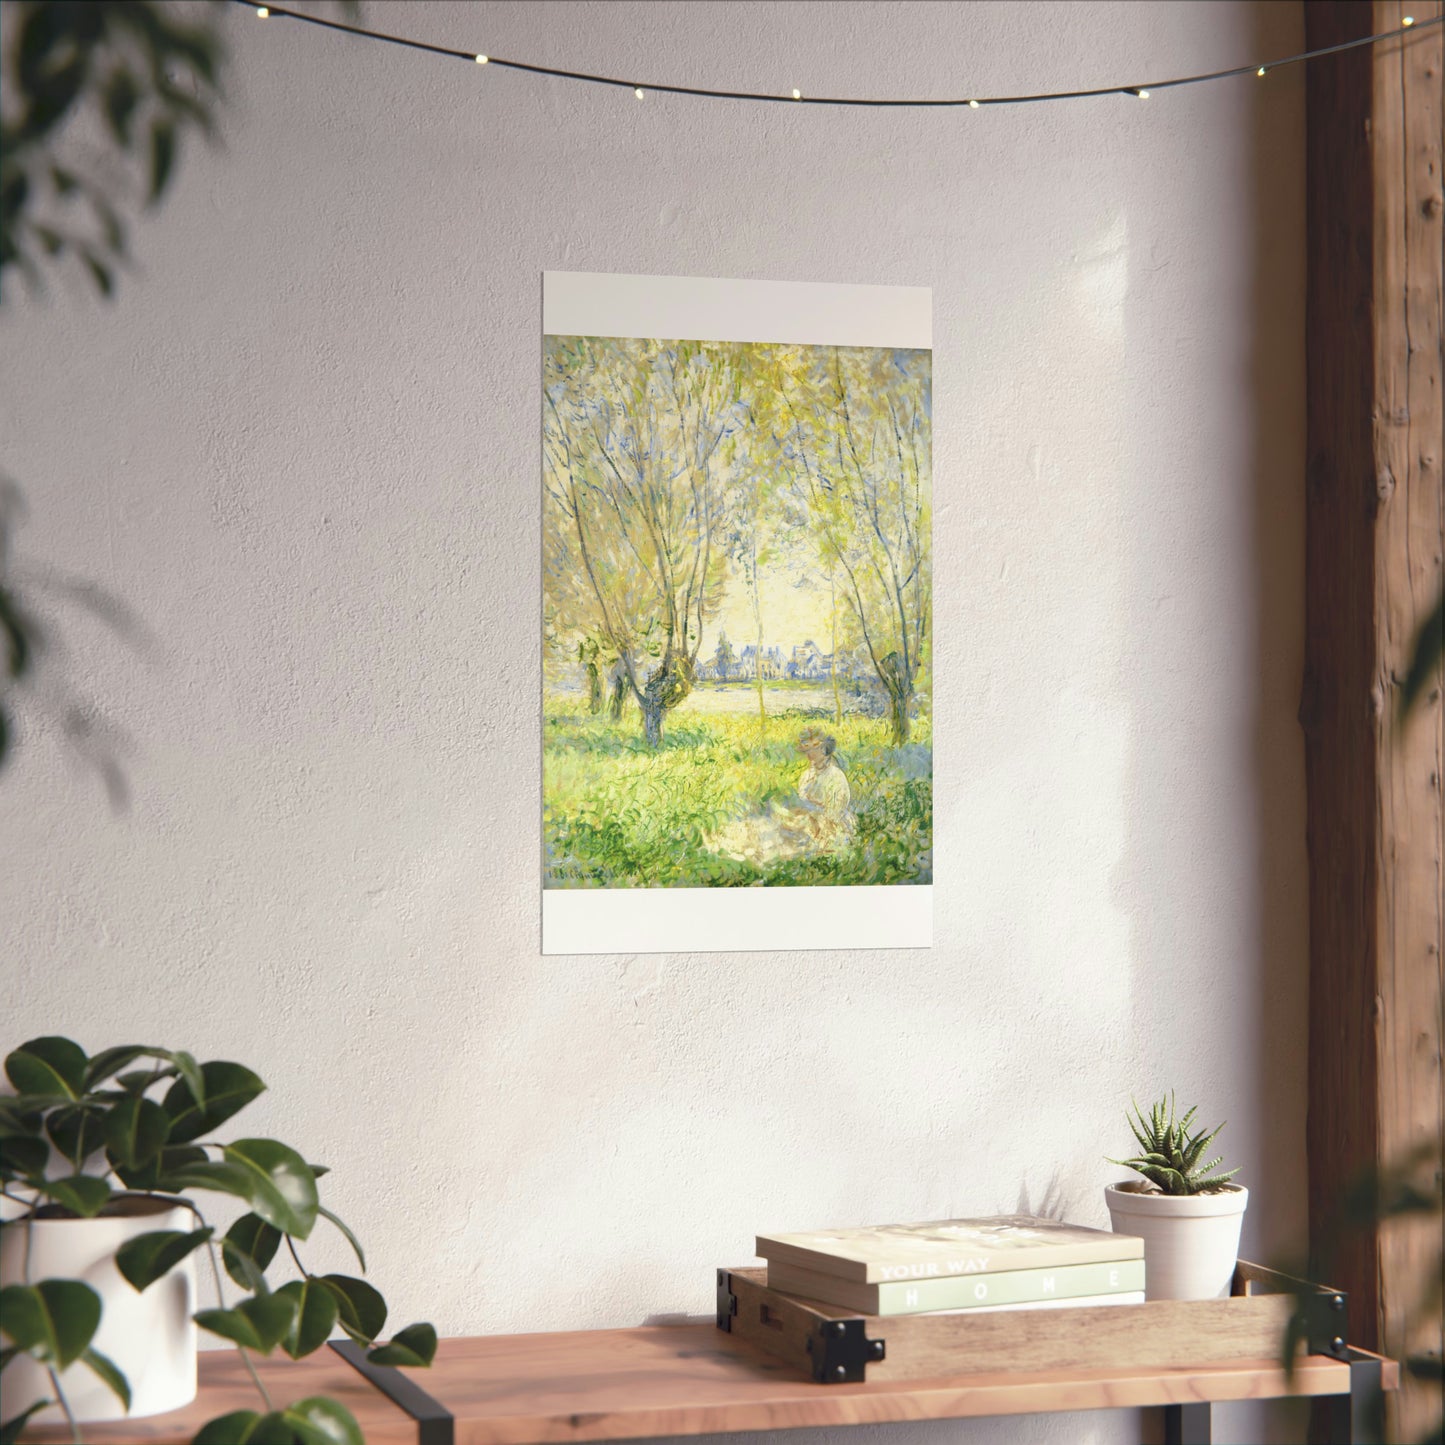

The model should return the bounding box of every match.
[1104,1180,1249,1301]
[0,1195,198,1423]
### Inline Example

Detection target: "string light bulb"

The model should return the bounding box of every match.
[1134,88,1150,99]
[968,99,980,109]
[634,86,644,99]
[255,4,268,14]
[1257,66,1267,77]
[1402,14,1415,24]
[475,53,488,64]
[792,88,802,100]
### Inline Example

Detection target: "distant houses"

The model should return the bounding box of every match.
[695,631,841,683]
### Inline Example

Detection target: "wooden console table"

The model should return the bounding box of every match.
[22,1323,1398,1445]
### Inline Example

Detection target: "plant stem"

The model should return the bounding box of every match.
[45,1365,82,1445]
[201,1224,272,1412]
[286,1235,306,1276]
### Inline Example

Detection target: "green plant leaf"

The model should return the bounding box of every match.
[223,1213,281,1289]
[275,1278,339,1359]
[162,1061,264,1144]
[114,1066,177,1095]
[319,1275,385,1345]
[195,1292,298,1354]
[103,1094,171,1169]
[45,1104,106,1166]
[0,1099,42,1138]
[0,1400,53,1444]
[81,1346,131,1409]
[168,1051,206,1112]
[116,1226,213,1291]
[366,1322,437,1368]
[115,1141,207,1191]
[221,1139,318,1240]
[5,1036,87,1099]
[192,1410,296,1445]
[282,1396,364,1445]
[34,1174,112,1216]
[162,1158,257,1203]
[85,1045,165,1090]
[0,1135,49,1180]
[0,1280,101,1367]
[318,1206,365,1272]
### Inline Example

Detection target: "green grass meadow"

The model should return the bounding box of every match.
[543,694,932,889]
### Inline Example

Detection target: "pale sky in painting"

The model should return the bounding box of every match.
[699,561,837,661]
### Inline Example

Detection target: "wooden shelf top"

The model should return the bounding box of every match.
[20,1324,1401,1445]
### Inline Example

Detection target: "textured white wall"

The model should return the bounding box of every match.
[1,2,1307,1441]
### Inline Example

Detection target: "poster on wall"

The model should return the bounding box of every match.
[542,271,931,954]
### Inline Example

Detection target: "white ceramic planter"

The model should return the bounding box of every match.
[1104,1181,1249,1301]
[0,1195,198,1423]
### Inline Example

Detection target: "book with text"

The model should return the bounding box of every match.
[757,1215,1144,1284]
[765,1256,1146,1315]
[931,1291,1145,1316]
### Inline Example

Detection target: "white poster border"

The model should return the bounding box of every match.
[541,270,933,956]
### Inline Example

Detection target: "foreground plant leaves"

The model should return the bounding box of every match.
[116,1226,214,1291]
[275,1277,339,1359]
[0,1280,101,1368]
[162,1060,265,1144]
[221,1139,318,1239]
[0,1400,53,1444]
[222,1211,281,1289]
[191,1397,363,1445]
[31,1173,112,1216]
[194,1292,298,1354]
[366,1321,437,1368]
[319,1274,386,1345]
[103,1093,170,1168]
[4,1036,87,1100]
[80,1346,131,1409]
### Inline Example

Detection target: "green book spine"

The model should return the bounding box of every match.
[771,1257,1146,1315]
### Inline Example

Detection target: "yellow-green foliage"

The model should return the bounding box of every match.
[544,699,932,889]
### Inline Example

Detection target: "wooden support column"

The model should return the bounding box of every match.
[1303,2,1444,1440]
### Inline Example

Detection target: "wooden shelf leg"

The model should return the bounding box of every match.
[1162,1402,1211,1445]
[1321,1352,1386,1444]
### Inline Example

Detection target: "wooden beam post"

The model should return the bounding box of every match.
[1303,2,1444,1439]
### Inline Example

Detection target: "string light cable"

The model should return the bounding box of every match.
[234,2,1439,108]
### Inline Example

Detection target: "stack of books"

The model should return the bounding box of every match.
[756,1214,1145,1316]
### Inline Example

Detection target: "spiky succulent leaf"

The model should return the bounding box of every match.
[1110,1093,1240,1196]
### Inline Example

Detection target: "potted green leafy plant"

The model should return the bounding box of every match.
[1103,1092,1248,1301]
[0,1036,436,1444]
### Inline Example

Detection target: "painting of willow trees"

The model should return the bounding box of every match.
[543,336,931,890]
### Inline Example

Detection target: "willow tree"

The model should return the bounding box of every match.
[543,336,741,746]
[784,346,931,744]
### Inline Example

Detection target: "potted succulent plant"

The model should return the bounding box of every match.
[0,1035,436,1444]
[1104,1092,1248,1301]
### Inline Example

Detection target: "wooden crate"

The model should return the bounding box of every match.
[716,1260,1353,1385]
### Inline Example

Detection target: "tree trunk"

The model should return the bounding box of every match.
[608,672,627,719]
[639,650,693,747]
[887,688,911,746]
[586,663,603,714]
[879,650,911,744]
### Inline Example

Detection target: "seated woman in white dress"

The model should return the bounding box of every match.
[708,728,855,867]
